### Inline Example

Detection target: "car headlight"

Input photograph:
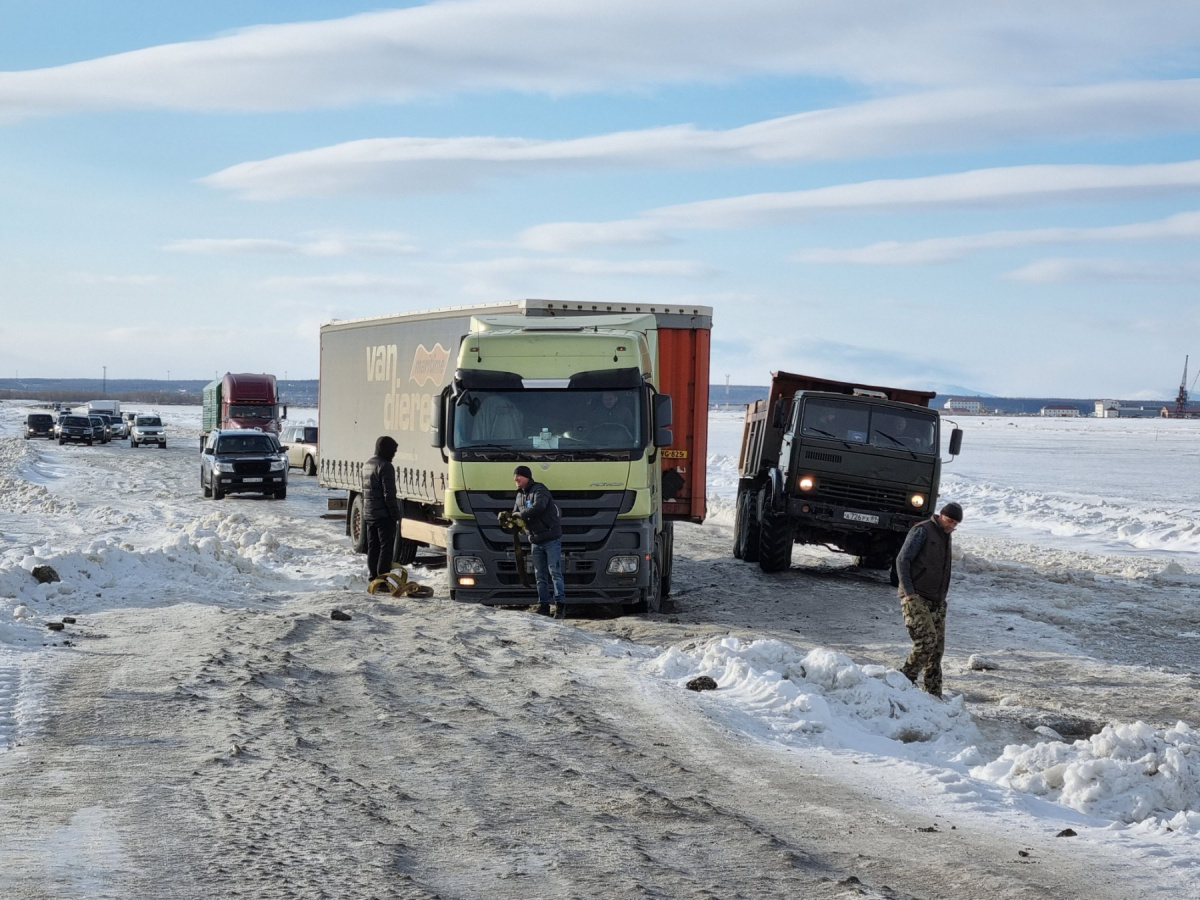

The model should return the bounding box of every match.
[270,458,286,471]
[607,555,640,575]
[216,462,236,473]
[909,493,926,509]
[454,556,487,575]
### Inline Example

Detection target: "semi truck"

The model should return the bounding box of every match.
[318,299,712,612]
[735,371,962,575]
[201,373,287,447]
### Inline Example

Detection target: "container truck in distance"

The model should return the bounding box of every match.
[201,373,287,447]
[318,300,711,612]
[735,371,962,576]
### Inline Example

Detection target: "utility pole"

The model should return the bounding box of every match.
[102,366,107,396]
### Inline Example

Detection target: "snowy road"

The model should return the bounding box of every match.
[2,404,1200,897]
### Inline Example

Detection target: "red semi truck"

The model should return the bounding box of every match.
[201,372,288,447]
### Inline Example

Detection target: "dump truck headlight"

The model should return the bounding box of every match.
[909,493,926,509]
[798,475,817,492]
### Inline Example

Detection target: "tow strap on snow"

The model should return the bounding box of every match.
[368,565,434,599]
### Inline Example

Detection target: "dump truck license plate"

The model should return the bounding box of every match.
[843,511,879,524]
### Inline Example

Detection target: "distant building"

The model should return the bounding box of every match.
[1040,404,1081,417]
[1094,400,1160,418]
[943,397,986,414]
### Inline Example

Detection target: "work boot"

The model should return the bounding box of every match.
[553,602,567,619]
[536,604,551,616]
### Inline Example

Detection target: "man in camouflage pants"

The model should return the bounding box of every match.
[895,502,963,698]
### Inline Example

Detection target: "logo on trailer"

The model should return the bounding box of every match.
[410,344,451,387]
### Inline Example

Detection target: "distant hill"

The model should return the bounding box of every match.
[0,378,318,407]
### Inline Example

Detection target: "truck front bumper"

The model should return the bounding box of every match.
[448,518,654,606]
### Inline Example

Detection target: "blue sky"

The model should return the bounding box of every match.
[5,1,1200,398]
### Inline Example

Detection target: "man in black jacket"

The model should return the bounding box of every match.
[895,501,963,698]
[362,435,401,586]
[513,465,565,617]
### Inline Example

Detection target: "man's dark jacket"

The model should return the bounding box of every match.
[362,456,400,522]
[896,517,953,603]
[513,479,562,544]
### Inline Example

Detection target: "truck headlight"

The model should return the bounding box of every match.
[454,556,487,575]
[607,556,640,575]
[909,493,926,509]
[798,475,817,492]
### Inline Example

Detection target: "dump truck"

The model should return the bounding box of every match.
[200,373,287,447]
[318,299,712,611]
[735,371,962,574]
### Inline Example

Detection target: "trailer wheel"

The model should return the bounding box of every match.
[660,521,674,598]
[349,494,367,554]
[733,489,760,562]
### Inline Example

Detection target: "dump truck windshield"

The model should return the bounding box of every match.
[801,399,936,453]
[452,388,642,451]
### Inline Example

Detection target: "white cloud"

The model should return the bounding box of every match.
[799,211,1200,265]
[457,256,714,277]
[205,81,1200,199]
[259,273,425,293]
[165,233,417,256]
[1007,258,1200,283]
[523,161,1200,249]
[69,273,168,286]
[4,2,1200,119]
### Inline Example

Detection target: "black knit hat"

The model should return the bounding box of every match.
[940,501,963,522]
[514,465,533,479]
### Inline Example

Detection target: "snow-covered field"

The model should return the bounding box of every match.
[3,401,1200,897]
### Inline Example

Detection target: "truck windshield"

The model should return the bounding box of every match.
[452,388,642,451]
[801,399,936,453]
[228,404,274,419]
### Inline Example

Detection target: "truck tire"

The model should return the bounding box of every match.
[349,494,368,554]
[757,508,794,573]
[393,534,419,566]
[660,521,674,598]
[733,489,760,562]
[303,455,316,476]
[202,471,212,498]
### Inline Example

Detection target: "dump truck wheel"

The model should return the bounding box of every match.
[757,509,794,573]
[734,489,760,562]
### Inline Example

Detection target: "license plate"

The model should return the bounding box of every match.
[243,477,263,483]
[843,511,879,524]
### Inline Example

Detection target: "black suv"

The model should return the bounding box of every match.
[58,415,94,445]
[201,430,288,500]
[24,413,54,439]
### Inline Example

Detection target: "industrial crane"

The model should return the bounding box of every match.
[1175,355,1200,417]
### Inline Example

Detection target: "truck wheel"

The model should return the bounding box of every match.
[393,534,418,566]
[349,494,368,554]
[757,508,794,573]
[660,521,674,598]
[733,490,761,562]
[303,455,316,476]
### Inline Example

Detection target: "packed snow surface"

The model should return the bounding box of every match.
[3,402,1200,895]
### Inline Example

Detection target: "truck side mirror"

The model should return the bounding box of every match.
[948,428,963,456]
[280,405,288,420]
[430,391,447,447]
[653,394,673,447]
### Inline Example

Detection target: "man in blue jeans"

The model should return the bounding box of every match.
[513,465,566,617]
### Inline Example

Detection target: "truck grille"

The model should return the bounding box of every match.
[804,450,843,464]
[816,479,907,510]
[464,489,633,551]
[233,460,271,475]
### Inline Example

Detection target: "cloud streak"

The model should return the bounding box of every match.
[164,233,418,256]
[204,81,1200,199]
[518,160,1200,250]
[799,211,1200,265]
[4,2,1200,120]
